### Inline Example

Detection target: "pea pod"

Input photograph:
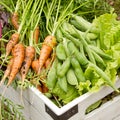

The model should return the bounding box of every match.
[71,57,86,82]
[89,63,119,92]
[89,45,112,60]
[56,43,66,60]
[61,28,80,48]
[57,60,62,75]
[63,38,70,56]
[46,59,57,91]
[55,28,63,42]
[58,76,67,92]
[68,41,89,66]
[67,68,78,86]
[57,57,71,77]
[92,50,106,68]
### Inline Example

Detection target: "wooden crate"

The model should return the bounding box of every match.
[0,77,120,120]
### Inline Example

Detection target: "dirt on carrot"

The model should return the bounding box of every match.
[20,46,35,81]
[11,12,19,30]
[37,84,43,92]
[42,82,49,93]
[6,33,20,58]
[7,43,25,86]
[44,57,52,68]
[0,57,14,86]
[38,35,57,74]
[31,59,39,73]
[33,26,40,44]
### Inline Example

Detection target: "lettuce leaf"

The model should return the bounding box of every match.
[84,65,104,92]
[93,13,120,50]
[52,81,79,104]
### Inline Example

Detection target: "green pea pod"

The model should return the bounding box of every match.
[57,60,62,75]
[71,57,86,82]
[56,43,67,60]
[55,28,63,42]
[68,41,89,66]
[89,45,112,60]
[92,50,106,68]
[58,76,67,93]
[67,68,78,86]
[57,57,71,77]
[46,59,57,91]
[63,38,70,56]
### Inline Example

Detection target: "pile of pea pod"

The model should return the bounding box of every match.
[45,13,120,106]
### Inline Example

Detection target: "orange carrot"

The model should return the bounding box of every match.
[6,33,20,58]
[38,35,57,74]
[42,82,49,93]
[7,43,25,86]
[20,46,35,81]
[11,12,19,30]
[33,26,40,44]
[45,58,51,68]
[0,33,20,69]
[0,57,14,86]
[31,59,39,73]
[37,84,42,92]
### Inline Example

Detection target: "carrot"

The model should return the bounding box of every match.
[31,59,39,73]
[6,33,20,58]
[42,83,49,93]
[38,35,57,74]
[20,46,35,105]
[20,46,35,81]
[7,43,25,86]
[33,26,40,44]
[37,84,42,92]
[45,58,51,68]
[0,33,19,69]
[32,57,51,73]
[11,12,19,30]
[0,57,14,86]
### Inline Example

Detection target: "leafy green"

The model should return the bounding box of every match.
[77,80,91,95]
[0,95,25,120]
[93,13,120,49]
[52,81,79,104]
[84,65,104,92]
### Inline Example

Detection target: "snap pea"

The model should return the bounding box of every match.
[63,38,70,56]
[58,76,67,92]
[55,28,63,42]
[57,59,62,75]
[67,68,78,86]
[68,41,89,66]
[71,57,86,82]
[89,45,112,60]
[73,27,96,64]
[62,21,78,38]
[61,27,80,48]
[71,14,99,33]
[57,57,71,77]
[92,50,106,68]
[89,63,119,92]
[56,43,67,60]
[46,59,57,91]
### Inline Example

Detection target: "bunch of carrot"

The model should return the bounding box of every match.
[0,0,59,96]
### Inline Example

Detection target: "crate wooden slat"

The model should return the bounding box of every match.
[0,76,120,120]
[0,85,31,120]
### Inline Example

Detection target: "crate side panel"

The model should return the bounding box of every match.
[0,85,31,120]
[85,95,120,120]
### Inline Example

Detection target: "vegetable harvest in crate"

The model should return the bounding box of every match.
[0,0,120,108]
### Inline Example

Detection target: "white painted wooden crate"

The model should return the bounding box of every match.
[0,76,120,120]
